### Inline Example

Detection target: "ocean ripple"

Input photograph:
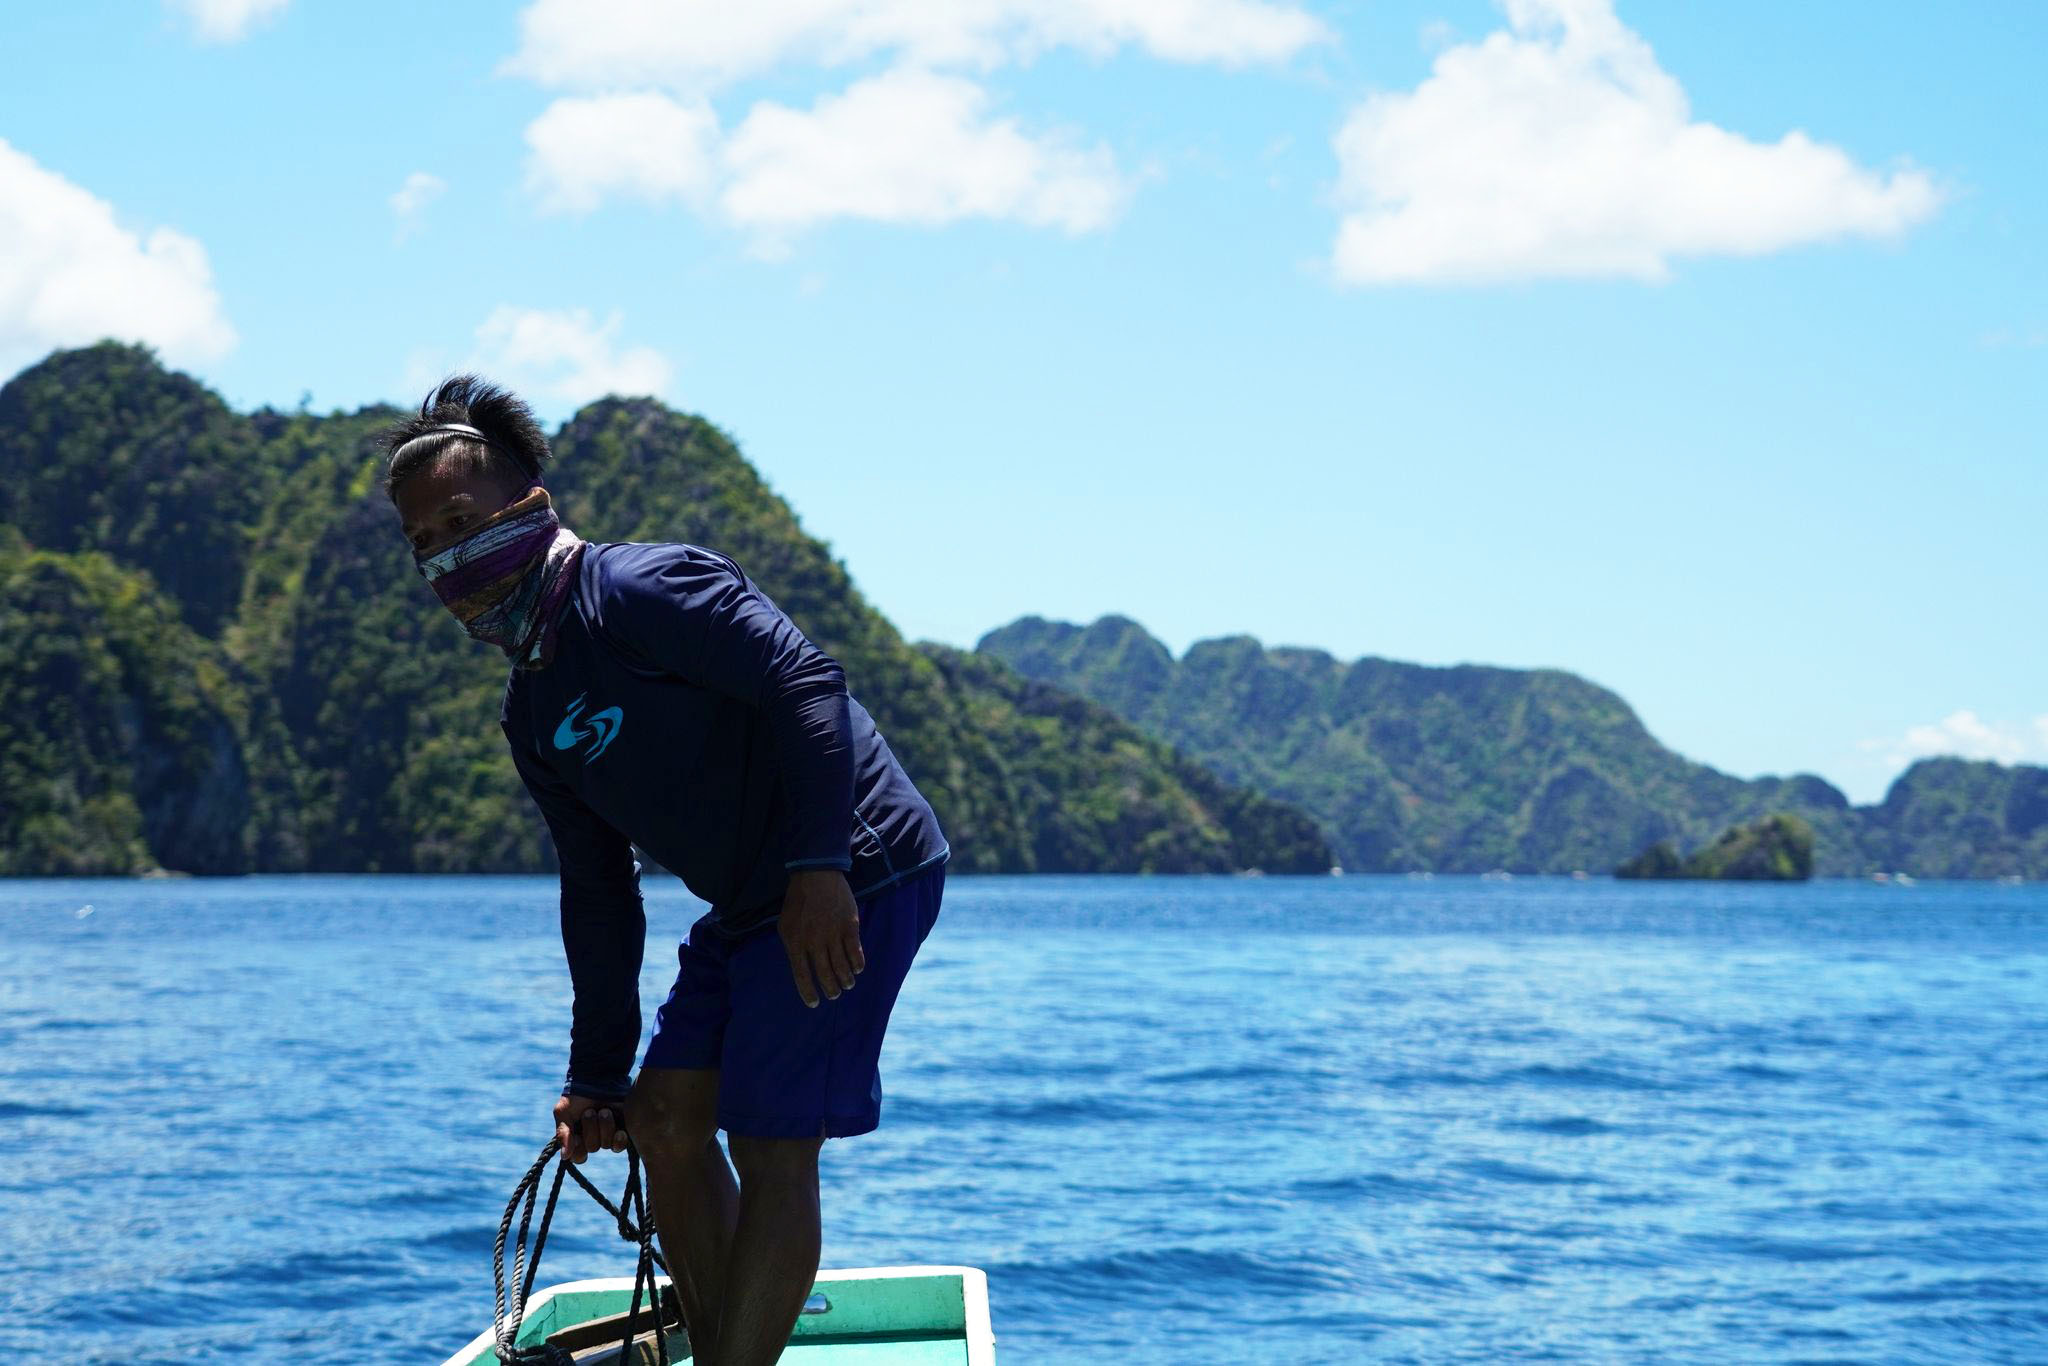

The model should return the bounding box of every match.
[2,873,2044,1364]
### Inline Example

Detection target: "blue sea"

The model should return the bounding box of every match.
[2,874,2044,1364]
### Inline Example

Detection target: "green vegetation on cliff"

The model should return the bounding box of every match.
[0,539,247,874]
[918,644,1329,873]
[0,345,281,637]
[977,615,2043,880]
[0,344,1325,878]
[1616,813,1815,880]
[1862,756,2048,880]
[5,344,2028,882]
[1612,840,1684,880]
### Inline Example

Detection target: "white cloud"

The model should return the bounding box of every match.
[0,138,236,378]
[524,93,719,215]
[721,68,1128,238]
[506,0,1328,92]
[504,0,1317,240]
[1980,325,2048,350]
[1330,0,1943,285]
[389,172,445,241]
[166,0,288,43]
[465,306,672,405]
[1860,710,2048,770]
[516,71,1130,241]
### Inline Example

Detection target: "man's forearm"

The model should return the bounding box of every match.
[559,886,646,1098]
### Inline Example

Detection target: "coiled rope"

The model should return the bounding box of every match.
[492,1133,676,1365]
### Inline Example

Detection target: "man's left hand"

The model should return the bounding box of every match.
[780,869,864,1008]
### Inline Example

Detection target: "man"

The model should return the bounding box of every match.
[384,375,949,1366]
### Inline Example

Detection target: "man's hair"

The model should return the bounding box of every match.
[380,374,550,501]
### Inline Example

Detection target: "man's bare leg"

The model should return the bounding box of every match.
[628,1068,739,1363]
[717,1133,825,1366]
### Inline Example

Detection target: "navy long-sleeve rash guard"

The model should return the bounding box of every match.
[499,539,949,1101]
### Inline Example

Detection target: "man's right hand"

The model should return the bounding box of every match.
[554,1092,629,1164]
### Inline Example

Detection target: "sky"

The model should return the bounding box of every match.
[0,0,2040,804]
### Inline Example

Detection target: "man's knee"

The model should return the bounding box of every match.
[728,1133,823,1184]
[627,1067,720,1156]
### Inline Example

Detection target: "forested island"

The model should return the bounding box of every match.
[1,344,2040,880]
[0,344,1324,878]
[977,616,2047,879]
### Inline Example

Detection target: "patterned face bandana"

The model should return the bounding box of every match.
[413,483,586,670]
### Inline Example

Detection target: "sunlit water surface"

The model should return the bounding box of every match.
[3,874,2044,1364]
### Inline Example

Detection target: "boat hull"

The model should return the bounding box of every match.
[441,1265,995,1364]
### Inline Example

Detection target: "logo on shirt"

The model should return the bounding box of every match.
[554,694,624,762]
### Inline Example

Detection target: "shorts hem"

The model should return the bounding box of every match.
[717,1109,880,1140]
[639,1045,722,1073]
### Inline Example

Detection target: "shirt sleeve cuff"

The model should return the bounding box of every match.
[784,856,853,872]
[562,1074,632,1102]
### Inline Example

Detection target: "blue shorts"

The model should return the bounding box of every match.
[640,861,945,1139]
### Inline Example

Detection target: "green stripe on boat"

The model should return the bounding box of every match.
[440,1266,996,1364]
